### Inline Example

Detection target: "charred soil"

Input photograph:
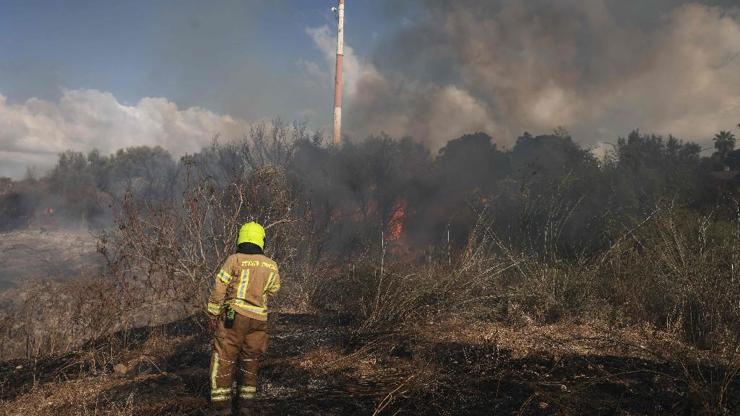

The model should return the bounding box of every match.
[2,313,737,416]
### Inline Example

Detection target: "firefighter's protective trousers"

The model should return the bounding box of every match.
[209,314,267,409]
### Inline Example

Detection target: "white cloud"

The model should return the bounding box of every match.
[0,89,252,178]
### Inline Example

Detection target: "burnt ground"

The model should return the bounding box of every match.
[1,313,738,416]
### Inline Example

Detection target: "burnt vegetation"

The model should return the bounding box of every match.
[1,122,739,415]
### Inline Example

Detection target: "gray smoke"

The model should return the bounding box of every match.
[343,0,740,150]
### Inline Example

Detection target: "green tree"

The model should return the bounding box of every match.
[48,151,99,223]
[713,130,736,161]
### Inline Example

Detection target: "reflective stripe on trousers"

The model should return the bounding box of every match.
[239,385,257,399]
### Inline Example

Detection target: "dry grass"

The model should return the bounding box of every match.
[1,370,205,416]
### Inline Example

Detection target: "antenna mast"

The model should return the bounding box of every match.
[332,0,345,145]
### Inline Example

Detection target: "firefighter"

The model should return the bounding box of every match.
[206,221,281,416]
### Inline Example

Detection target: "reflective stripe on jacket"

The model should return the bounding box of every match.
[207,253,281,321]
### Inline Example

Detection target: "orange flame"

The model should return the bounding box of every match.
[387,200,407,241]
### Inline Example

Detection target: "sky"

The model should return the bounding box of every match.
[0,0,739,177]
[0,1,392,111]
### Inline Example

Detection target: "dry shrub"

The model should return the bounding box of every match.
[342,215,522,336]
[343,208,601,336]
[502,259,594,325]
[0,275,122,361]
[594,205,740,414]
[346,205,739,413]
[105,162,298,318]
[597,205,740,350]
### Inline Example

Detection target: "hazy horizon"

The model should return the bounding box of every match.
[1,0,739,178]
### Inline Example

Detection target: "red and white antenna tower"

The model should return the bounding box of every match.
[332,0,345,145]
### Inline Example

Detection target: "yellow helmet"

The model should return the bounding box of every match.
[237,222,266,249]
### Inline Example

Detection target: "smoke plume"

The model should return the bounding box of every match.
[322,0,740,149]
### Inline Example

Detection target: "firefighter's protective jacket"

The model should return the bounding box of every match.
[207,253,281,321]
